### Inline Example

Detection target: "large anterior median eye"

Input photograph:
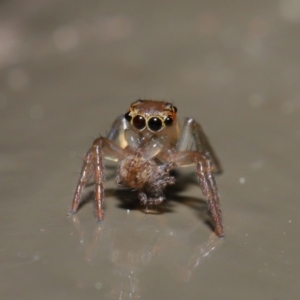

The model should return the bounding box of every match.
[133,115,146,130]
[148,117,163,132]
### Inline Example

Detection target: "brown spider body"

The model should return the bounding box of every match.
[116,152,175,191]
[70,100,224,237]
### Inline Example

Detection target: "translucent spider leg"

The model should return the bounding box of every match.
[107,114,129,149]
[177,118,223,174]
[167,151,223,237]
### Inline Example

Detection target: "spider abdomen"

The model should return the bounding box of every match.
[116,155,174,192]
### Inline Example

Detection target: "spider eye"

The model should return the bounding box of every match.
[125,112,132,122]
[164,116,173,126]
[133,115,146,130]
[173,106,177,113]
[148,117,163,132]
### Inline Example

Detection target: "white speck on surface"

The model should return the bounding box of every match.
[53,26,79,52]
[33,255,40,261]
[288,219,292,223]
[127,209,130,214]
[95,282,102,290]
[239,177,246,184]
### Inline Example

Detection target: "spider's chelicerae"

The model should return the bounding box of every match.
[70,100,224,237]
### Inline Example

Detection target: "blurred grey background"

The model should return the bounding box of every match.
[0,1,300,299]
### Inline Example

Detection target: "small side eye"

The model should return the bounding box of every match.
[125,112,132,122]
[148,117,163,132]
[165,102,177,113]
[133,115,146,130]
[164,116,173,126]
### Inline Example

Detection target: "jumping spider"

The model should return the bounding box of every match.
[70,100,224,237]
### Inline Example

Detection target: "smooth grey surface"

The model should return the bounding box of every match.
[1,1,300,299]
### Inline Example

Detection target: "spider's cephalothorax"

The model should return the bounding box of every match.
[124,100,177,133]
[70,99,224,237]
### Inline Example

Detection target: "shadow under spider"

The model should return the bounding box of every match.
[76,169,217,233]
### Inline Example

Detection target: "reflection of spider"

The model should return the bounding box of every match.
[70,100,224,237]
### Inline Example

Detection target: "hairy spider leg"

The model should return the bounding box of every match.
[166,151,223,237]
[71,137,132,220]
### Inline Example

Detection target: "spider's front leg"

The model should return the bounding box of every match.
[168,151,223,237]
[70,137,131,221]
